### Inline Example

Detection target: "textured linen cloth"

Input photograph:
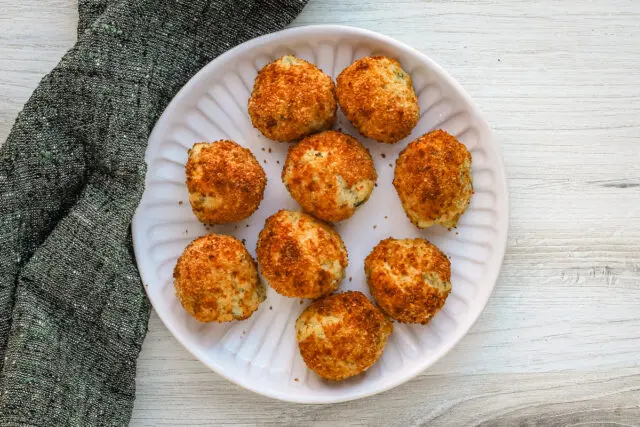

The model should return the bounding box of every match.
[0,0,308,425]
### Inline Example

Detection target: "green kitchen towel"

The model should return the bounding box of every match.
[0,0,308,425]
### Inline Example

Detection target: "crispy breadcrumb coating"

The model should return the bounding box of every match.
[296,291,393,380]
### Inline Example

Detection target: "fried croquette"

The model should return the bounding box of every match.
[186,140,266,224]
[173,234,266,322]
[393,129,473,228]
[336,56,419,144]
[365,238,451,324]
[282,130,377,222]
[248,55,337,142]
[256,210,347,298]
[295,291,393,380]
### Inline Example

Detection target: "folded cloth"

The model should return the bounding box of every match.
[0,0,308,424]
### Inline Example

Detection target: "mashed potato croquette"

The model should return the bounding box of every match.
[248,55,337,142]
[365,238,451,324]
[336,56,419,144]
[296,291,393,380]
[282,130,377,222]
[173,234,266,323]
[393,129,473,228]
[186,141,266,224]
[256,210,347,298]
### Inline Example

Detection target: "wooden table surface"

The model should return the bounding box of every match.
[2,1,640,425]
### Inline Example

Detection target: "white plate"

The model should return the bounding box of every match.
[132,25,508,403]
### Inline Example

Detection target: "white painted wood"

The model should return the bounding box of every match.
[1,0,639,424]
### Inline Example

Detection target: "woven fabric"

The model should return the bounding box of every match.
[0,1,308,425]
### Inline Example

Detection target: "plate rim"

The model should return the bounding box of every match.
[132,24,509,404]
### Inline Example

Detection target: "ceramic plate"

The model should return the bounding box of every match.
[132,25,508,403]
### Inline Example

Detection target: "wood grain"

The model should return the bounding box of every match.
[1,0,639,425]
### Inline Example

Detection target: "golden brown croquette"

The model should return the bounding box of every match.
[393,129,473,228]
[295,291,393,380]
[336,56,419,144]
[282,130,377,222]
[248,55,337,142]
[365,238,451,324]
[256,210,347,298]
[173,234,266,322]
[186,140,266,224]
